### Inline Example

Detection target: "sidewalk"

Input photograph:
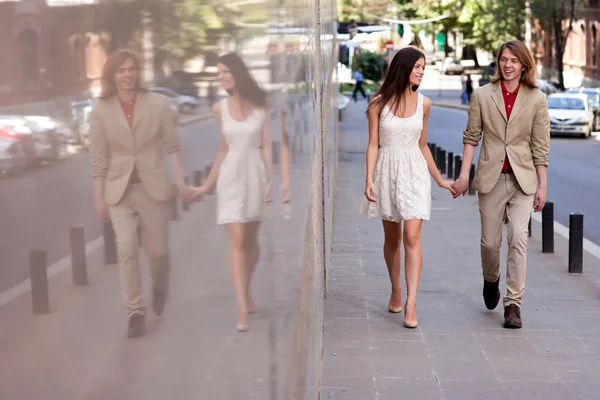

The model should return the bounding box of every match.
[0,161,310,399]
[321,114,600,399]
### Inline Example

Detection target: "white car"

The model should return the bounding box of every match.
[149,87,200,114]
[547,93,594,138]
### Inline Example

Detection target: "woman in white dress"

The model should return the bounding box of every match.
[192,52,270,332]
[360,47,455,328]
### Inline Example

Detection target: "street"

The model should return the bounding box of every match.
[0,117,220,294]
[425,105,600,248]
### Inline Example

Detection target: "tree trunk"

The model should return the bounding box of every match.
[553,12,565,90]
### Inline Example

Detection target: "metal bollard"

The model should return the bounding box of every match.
[454,155,461,180]
[193,170,204,202]
[468,164,475,195]
[70,226,87,286]
[440,149,447,174]
[103,220,118,265]
[429,143,436,158]
[171,184,178,221]
[30,250,49,314]
[182,176,190,211]
[272,140,281,165]
[435,147,442,170]
[447,152,454,179]
[542,201,554,253]
[528,213,532,237]
[568,213,584,273]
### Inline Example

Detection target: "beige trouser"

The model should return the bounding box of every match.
[109,183,171,317]
[478,173,534,308]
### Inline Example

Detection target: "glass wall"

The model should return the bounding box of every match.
[0,0,337,399]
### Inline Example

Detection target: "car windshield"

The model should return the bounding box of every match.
[548,97,586,110]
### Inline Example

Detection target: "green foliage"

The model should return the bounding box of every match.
[353,50,388,82]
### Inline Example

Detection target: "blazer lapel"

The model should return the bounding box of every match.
[508,85,530,124]
[490,82,508,123]
[131,91,148,133]
[109,96,131,132]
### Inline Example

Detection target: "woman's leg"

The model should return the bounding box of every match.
[403,219,424,326]
[382,220,403,311]
[227,223,250,330]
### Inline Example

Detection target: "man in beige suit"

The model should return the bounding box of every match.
[453,40,550,329]
[90,49,193,338]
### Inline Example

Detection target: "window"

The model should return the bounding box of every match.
[18,29,39,88]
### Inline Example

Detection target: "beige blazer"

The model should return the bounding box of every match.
[463,81,550,195]
[89,91,180,205]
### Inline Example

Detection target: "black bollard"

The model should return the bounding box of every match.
[103,220,118,265]
[542,201,554,253]
[440,150,447,174]
[70,226,88,286]
[468,164,476,195]
[182,176,190,211]
[30,250,49,314]
[272,140,281,165]
[528,213,532,237]
[568,213,584,273]
[429,143,436,156]
[193,170,204,202]
[171,184,178,221]
[447,152,454,179]
[435,147,442,170]
[454,155,461,180]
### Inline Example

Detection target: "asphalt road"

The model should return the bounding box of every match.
[0,118,220,294]
[426,106,600,248]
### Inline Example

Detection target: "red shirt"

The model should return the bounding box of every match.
[118,95,141,182]
[501,81,520,172]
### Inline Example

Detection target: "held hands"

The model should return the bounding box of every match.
[364,181,377,202]
[439,180,457,196]
[451,175,469,198]
[189,185,206,201]
[178,183,196,203]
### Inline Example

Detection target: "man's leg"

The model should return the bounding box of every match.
[478,176,509,310]
[132,183,172,317]
[109,194,145,338]
[504,175,535,328]
[352,84,359,102]
[359,82,367,99]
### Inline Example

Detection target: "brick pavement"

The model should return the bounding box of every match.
[321,101,600,400]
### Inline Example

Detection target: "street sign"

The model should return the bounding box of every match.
[384,41,394,50]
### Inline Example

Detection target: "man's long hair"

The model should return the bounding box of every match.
[99,49,146,99]
[491,40,538,89]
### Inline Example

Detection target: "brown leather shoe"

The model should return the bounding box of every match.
[503,304,522,329]
[127,314,145,338]
[483,278,501,310]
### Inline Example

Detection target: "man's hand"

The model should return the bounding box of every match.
[533,186,547,212]
[452,175,469,198]
[95,198,110,222]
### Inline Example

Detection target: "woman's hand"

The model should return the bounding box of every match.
[364,181,377,202]
[439,180,457,196]
[189,185,206,201]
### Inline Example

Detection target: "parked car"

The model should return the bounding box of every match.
[149,87,200,114]
[0,136,26,176]
[479,62,496,87]
[440,57,464,75]
[69,99,95,147]
[0,116,59,163]
[537,79,559,96]
[547,93,594,138]
[566,87,600,131]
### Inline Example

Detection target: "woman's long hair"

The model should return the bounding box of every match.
[366,47,425,116]
[490,40,538,89]
[99,49,146,99]
[218,52,267,108]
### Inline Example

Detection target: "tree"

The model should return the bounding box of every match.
[460,0,526,55]
[531,0,580,90]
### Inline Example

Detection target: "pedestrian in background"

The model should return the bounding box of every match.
[352,67,367,102]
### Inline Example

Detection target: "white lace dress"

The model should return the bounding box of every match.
[216,98,267,225]
[359,94,431,222]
